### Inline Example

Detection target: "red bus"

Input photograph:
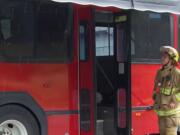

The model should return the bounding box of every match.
[0,0,179,135]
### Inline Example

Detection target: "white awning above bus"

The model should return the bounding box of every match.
[134,0,180,14]
[52,0,180,14]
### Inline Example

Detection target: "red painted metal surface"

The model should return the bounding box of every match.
[48,115,79,135]
[132,64,160,107]
[132,111,158,135]
[173,14,178,50]
[0,63,72,110]
[131,64,161,135]
[76,5,95,135]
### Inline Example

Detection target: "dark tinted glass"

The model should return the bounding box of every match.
[131,11,172,62]
[79,24,88,61]
[0,0,73,62]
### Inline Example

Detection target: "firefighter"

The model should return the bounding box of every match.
[153,46,180,135]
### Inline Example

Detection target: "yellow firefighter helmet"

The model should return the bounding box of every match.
[160,46,179,63]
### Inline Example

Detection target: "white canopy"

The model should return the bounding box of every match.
[52,0,180,14]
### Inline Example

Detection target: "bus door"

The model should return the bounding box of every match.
[94,10,131,135]
[114,11,131,135]
[94,11,118,135]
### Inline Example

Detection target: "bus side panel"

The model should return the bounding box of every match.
[48,115,79,135]
[0,63,80,135]
[0,64,73,110]
[131,64,160,135]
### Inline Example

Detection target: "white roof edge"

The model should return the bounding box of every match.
[134,1,180,14]
[52,0,180,14]
[52,0,132,9]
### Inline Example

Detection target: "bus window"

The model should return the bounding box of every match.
[79,24,88,61]
[0,19,11,40]
[131,11,172,63]
[0,2,35,59]
[95,27,114,56]
[36,3,73,62]
[0,1,73,62]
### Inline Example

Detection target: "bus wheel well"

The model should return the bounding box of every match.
[0,92,47,135]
